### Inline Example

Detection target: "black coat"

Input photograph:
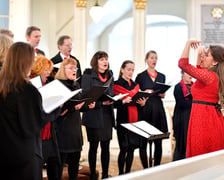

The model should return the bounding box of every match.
[0,83,60,166]
[81,69,115,128]
[51,52,82,83]
[135,70,168,133]
[56,80,83,153]
[172,82,192,160]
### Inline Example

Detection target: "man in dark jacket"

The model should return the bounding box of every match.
[25,26,45,56]
[50,35,82,83]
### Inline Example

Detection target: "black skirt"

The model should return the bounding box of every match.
[117,125,141,148]
[86,126,112,142]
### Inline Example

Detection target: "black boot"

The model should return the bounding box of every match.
[90,173,98,180]
[101,173,108,179]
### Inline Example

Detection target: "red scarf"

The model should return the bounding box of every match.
[180,79,193,100]
[41,122,52,140]
[98,73,108,82]
[41,80,52,140]
[114,84,140,123]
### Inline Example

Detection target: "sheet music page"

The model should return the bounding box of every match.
[30,75,43,89]
[53,62,61,69]
[189,47,198,67]
[38,79,82,113]
[121,123,150,138]
[110,93,129,101]
[132,121,163,135]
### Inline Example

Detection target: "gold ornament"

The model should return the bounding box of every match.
[211,6,223,20]
[76,0,87,8]
[134,0,147,9]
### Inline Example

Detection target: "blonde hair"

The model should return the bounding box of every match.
[0,29,14,39]
[0,34,13,64]
[31,55,53,76]
[55,58,77,80]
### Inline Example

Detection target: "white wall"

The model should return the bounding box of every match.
[31,0,75,58]
[9,0,224,74]
[146,0,187,19]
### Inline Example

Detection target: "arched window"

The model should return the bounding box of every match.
[109,15,187,100]
[146,15,188,99]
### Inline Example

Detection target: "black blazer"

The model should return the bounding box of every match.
[36,48,45,56]
[51,52,82,83]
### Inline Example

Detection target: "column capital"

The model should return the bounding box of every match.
[134,0,147,9]
[76,0,86,8]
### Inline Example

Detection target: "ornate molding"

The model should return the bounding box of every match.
[211,6,223,20]
[134,0,147,9]
[76,0,86,8]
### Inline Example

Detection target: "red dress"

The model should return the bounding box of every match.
[178,58,224,157]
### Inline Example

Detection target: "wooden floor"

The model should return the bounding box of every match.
[43,126,174,179]
[43,156,172,180]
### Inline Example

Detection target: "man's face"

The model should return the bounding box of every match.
[59,38,72,57]
[26,30,41,48]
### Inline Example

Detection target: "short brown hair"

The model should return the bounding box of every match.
[57,35,71,46]
[145,50,157,60]
[26,26,41,37]
[55,58,77,80]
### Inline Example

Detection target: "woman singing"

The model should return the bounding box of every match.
[113,60,147,174]
[135,50,168,167]
[81,51,115,179]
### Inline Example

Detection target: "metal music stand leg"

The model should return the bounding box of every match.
[149,140,153,167]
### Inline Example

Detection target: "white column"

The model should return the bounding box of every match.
[9,0,31,42]
[74,1,87,73]
[133,1,146,78]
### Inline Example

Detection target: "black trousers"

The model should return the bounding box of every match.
[59,151,81,180]
[118,146,135,175]
[88,140,110,180]
[42,139,60,180]
[139,139,162,168]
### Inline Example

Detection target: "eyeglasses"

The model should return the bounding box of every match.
[64,67,79,71]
